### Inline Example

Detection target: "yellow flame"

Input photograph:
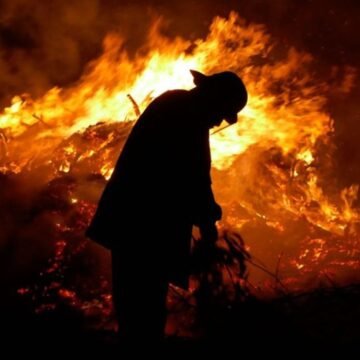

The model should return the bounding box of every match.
[296,149,314,165]
[0,12,358,241]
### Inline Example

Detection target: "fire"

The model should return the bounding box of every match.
[0,11,359,304]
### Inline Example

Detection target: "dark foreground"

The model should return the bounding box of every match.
[2,284,360,354]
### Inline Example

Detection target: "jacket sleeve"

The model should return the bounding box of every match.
[190,127,222,226]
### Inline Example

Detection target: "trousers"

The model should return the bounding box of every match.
[111,250,169,342]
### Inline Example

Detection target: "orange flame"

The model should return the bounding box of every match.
[0,12,359,256]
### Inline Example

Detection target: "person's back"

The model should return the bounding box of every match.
[86,88,210,246]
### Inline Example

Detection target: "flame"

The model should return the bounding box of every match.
[0,12,359,296]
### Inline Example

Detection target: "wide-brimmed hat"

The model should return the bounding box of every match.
[190,70,248,124]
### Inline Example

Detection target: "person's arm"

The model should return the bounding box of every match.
[191,128,221,241]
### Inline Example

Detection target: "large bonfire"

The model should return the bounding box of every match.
[0,12,359,333]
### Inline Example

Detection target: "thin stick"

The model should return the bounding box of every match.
[210,123,233,135]
[127,94,141,117]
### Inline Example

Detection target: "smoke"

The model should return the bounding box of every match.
[0,0,358,103]
[0,0,101,104]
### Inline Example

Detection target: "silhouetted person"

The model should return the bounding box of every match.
[86,70,248,342]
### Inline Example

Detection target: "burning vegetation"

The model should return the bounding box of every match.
[0,11,359,340]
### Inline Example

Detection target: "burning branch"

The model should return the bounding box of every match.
[127,94,141,117]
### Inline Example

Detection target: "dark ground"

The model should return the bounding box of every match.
[2,283,360,354]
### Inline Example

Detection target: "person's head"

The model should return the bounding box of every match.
[191,70,248,127]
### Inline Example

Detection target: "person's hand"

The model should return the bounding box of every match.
[191,222,218,273]
[192,200,222,228]
[199,222,218,244]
